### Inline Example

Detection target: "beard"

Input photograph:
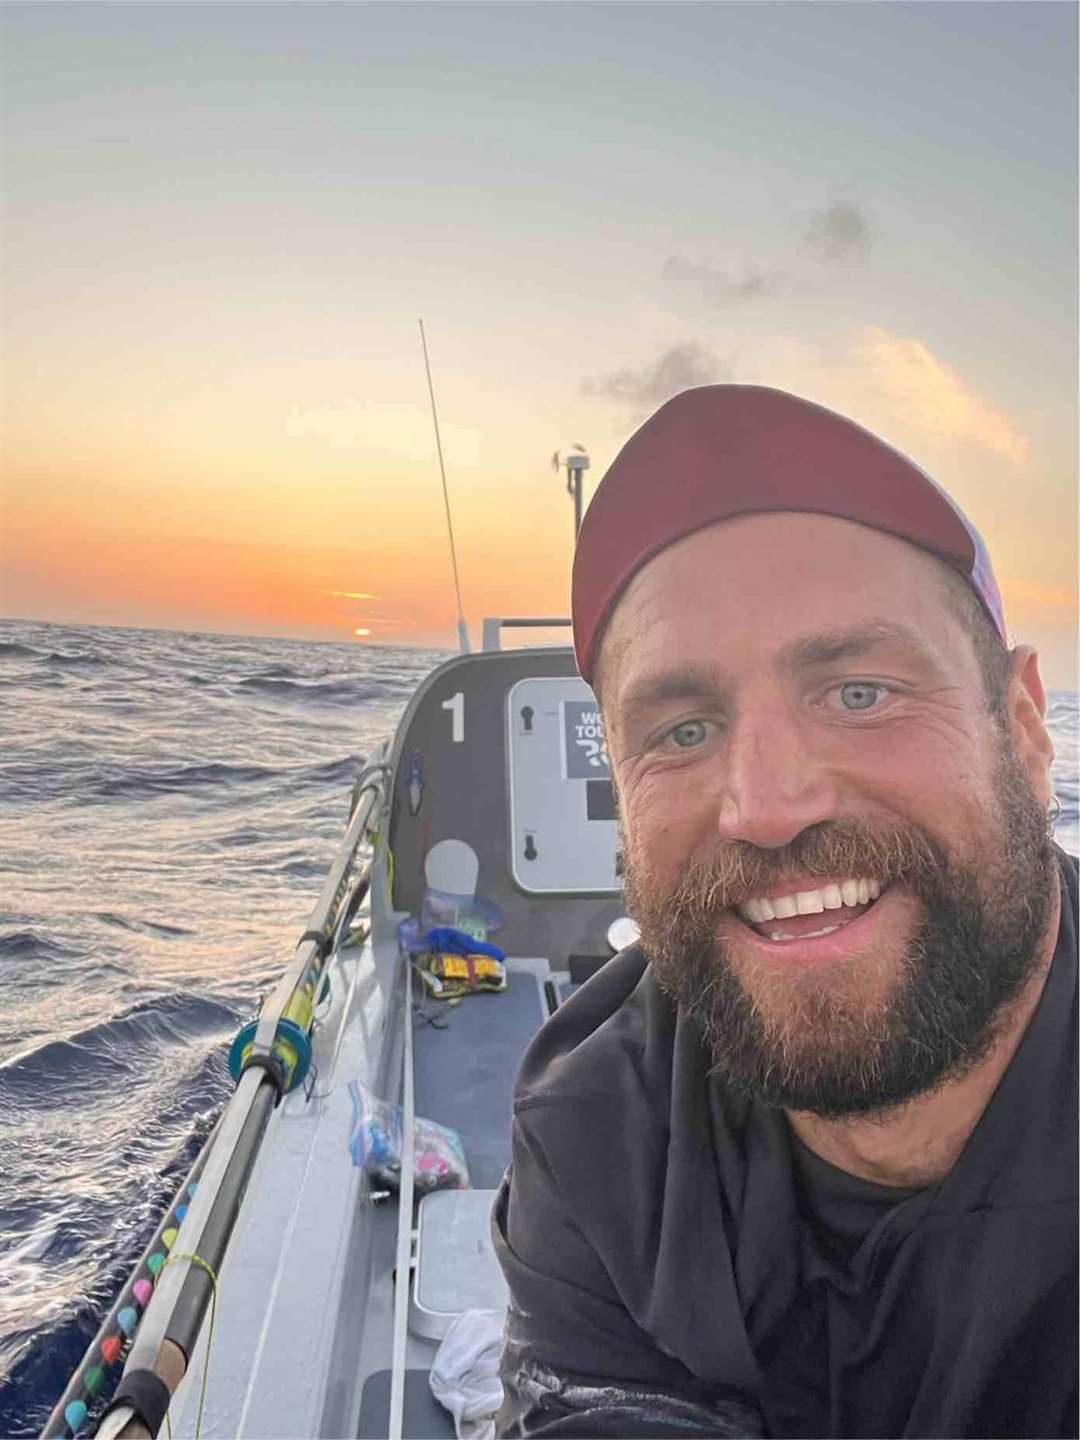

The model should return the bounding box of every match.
[623,739,1058,1119]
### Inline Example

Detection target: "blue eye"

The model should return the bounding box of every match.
[838,682,885,711]
[669,720,708,748]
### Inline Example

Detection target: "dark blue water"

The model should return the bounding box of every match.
[0,617,1077,1437]
[0,618,443,1437]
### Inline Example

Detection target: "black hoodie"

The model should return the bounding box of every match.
[494,851,1078,1438]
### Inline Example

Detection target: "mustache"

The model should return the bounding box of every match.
[651,819,943,916]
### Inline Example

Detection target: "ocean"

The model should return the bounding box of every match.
[1,616,1077,1437]
[0,618,442,1437]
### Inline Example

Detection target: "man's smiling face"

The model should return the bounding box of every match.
[600,511,1057,1117]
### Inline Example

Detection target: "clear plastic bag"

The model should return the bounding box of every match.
[347,1080,470,1194]
[419,889,504,943]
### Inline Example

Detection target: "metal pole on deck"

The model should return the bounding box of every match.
[553,447,590,539]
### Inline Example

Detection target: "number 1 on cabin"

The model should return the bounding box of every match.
[441,692,465,743]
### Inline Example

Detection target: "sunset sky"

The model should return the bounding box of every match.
[2,2,1077,684]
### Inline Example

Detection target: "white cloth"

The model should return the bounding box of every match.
[429,1308,505,1440]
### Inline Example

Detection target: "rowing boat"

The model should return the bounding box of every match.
[43,617,630,1439]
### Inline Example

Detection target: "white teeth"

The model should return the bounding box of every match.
[795,890,825,915]
[737,878,886,927]
[767,923,842,942]
[822,883,843,910]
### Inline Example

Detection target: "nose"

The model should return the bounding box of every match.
[716,703,839,850]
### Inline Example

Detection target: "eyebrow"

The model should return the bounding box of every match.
[776,621,940,672]
[617,663,730,727]
[614,622,939,727]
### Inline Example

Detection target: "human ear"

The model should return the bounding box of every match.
[1006,646,1055,807]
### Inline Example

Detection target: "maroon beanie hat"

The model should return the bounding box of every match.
[572,384,1006,683]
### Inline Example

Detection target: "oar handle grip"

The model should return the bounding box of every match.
[97,1341,186,1439]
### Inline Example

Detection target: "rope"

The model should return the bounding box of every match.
[161,1252,218,1440]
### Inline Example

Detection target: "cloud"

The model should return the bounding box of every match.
[327,590,379,600]
[856,327,1029,463]
[285,400,481,467]
[658,198,870,317]
[662,255,788,307]
[583,342,732,415]
[803,200,872,263]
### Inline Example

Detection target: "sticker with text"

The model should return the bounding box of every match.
[563,700,611,779]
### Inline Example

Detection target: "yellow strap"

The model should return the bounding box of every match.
[161,1252,218,1440]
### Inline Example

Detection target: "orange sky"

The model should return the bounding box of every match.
[2,4,1076,685]
[3,317,1077,683]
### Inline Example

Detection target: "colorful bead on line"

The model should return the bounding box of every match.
[162,1228,178,1251]
[117,1307,138,1338]
[101,1335,122,1365]
[147,1252,165,1276]
[176,1203,189,1222]
[187,1182,198,1198]
[133,1278,153,1307]
[84,1366,105,1398]
[64,1400,88,1432]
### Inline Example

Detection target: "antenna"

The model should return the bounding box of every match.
[552,445,590,538]
[419,319,470,654]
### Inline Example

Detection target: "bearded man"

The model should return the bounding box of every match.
[492,386,1077,1438]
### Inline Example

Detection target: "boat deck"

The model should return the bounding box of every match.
[356,963,556,1438]
[412,968,549,1190]
[157,643,620,1440]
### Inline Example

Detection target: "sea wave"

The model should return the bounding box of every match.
[235,673,392,705]
[293,754,366,786]
[91,912,197,938]
[0,992,240,1104]
[44,649,109,669]
[0,758,284,807]
[90,759,279,801]
[0,930,85,962]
